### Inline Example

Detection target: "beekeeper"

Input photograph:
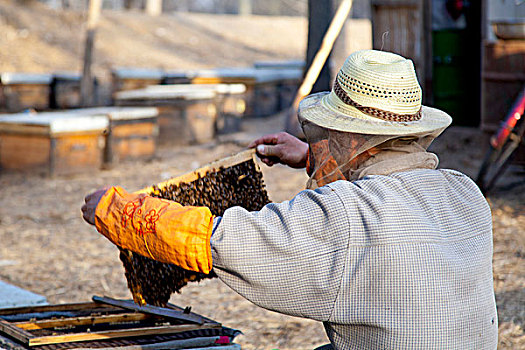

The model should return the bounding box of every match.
[82,50,498,350]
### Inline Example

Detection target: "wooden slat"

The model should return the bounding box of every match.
[136,148,258,194]
[0,123,50,136]
[0,318,34,345]
[0,302,110,316]
[93,296,210,325]
[14,313,151,331]
[27,323,221,346]
[111,122,156,138]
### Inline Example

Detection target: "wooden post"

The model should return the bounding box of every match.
[80,0,102,107]
[306,0,334,94]
[423,0,433,104]
[146,0,162,16]
[285,0,353,136]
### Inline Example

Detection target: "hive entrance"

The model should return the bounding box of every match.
[120,149,270,306]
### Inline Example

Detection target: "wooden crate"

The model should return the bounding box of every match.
[114,87,218,145]
[0,73,53,112]
[155,101,217,145]
[64,107,159,164]
[0,112,107,176]
[50,73,95,109]
[191,68,257,117]
[254,68,302,112]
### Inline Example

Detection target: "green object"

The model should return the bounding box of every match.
[432,29,473,126]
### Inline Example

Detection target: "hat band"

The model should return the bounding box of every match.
[333,79,422,122]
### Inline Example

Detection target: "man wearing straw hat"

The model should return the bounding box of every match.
[82,50,498,349]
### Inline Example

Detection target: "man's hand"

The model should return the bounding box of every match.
[81,187,110,226]
[248,132,308,168]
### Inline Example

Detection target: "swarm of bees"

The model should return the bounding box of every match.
[120,158,270,306]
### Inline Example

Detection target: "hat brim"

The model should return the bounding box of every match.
[298,92,452,135]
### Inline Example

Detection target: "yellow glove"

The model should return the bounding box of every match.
[95,186,214,274]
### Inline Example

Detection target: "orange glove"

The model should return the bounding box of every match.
[95,186,214,274]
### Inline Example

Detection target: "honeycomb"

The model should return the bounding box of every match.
[120,158,270,306]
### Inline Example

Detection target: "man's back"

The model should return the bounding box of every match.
[327,169,498,349]
[213,169,498,349]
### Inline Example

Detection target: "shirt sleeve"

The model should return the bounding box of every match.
[210,185,350,321]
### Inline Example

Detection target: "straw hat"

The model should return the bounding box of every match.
[298,50,452,135]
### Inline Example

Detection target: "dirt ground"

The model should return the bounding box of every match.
[0,0,307,80]
[0,1,524,349]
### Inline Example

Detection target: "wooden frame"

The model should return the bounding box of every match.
[136,148,258,195]
[0,299,221,347]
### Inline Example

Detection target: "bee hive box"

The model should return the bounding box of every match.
[0,112,107,176]
[122,149,270,306]
[1,73,53,112]
[114,87,218,145]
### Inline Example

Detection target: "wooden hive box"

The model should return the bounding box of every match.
[0,73,53,112]
[253,68,303,116]
[0,112,107,176]
[162,69,197,85]
[114,86,219,145]
[122,83,248,135]
[191,68,258,117]
[253,61,304,111]
[192,84,247,134]
[111,67,164,97]
[50,72,97,109]
[193,68,302,118]
[65,107,160,165]
[251,70,281,118]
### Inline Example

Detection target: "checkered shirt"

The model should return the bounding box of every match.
[211,169,498,349]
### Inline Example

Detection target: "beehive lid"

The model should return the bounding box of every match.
[254,59,305,70]
[192,67,257,80]
[114,87,216,101]
[164,69,199,79]
[1,73,53,85]
[111,67,164,80]
[0,281,47,309]
[147,84,246,95]
[67,107,159,121]
[253,68,303,83]
[0,112,108,135]
[52,71,82,81]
